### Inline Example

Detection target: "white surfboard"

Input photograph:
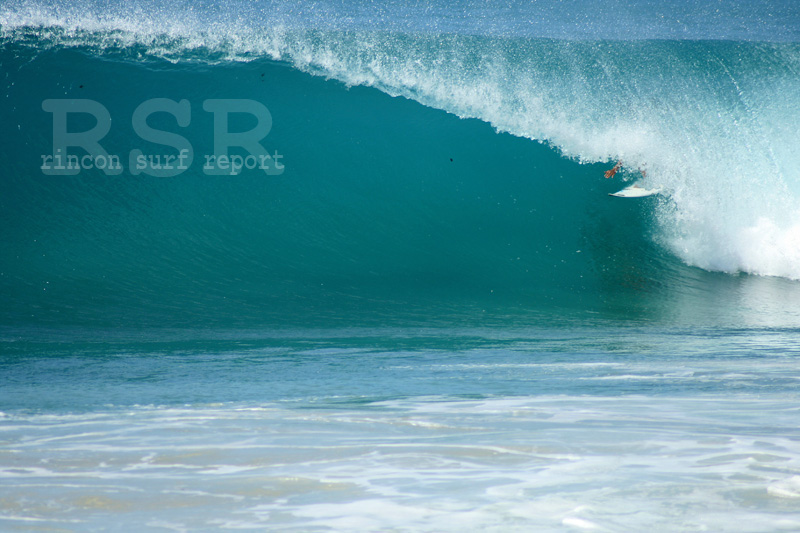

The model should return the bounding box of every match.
[609,183,662,198]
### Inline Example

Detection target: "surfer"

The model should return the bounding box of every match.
[604,160,622,179]
[605,160,646,179]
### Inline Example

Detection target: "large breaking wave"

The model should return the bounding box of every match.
[2,0,800,327]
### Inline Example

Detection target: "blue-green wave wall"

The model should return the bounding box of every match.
[2,29,800,328]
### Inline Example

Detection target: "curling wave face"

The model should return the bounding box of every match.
[2,0,800,328]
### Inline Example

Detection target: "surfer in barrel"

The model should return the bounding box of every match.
[605,160,646,179]
[604,160,622,179]
[605,160,659,197]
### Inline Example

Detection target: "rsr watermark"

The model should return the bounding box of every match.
[40,98,285,176]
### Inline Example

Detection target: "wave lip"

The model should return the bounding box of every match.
[3,0,800,41]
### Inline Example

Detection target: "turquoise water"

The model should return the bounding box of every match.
[2,0,800,530]
[3,326,800,530]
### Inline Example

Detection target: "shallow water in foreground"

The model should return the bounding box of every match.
[2,326,800,531]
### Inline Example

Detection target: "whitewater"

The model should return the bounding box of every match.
[2,0,800,530]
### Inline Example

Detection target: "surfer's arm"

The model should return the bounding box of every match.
[604,160,622,179]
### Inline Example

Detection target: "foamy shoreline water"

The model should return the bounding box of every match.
[4,324,800,531]
[3,394,800,531]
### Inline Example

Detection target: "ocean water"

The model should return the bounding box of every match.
[2,0,800,530]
